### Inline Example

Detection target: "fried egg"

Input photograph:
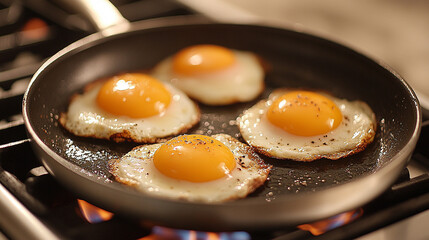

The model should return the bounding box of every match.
[238,89,376,161]
[151,44,264,105]
[109,134,271,203]
[60,73,200,143]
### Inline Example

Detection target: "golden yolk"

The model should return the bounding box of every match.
[96,73,171,118]
[153,135,236,182]
[267,91,343,136]
[172,44,235,75]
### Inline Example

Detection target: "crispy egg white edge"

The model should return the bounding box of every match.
[109,133,272,203]
[238,90,377,161]
[59,81,200,143]
[151,50,265,105]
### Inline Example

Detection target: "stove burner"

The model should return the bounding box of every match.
[298,208,363,236]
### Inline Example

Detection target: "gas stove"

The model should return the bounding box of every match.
[0,1,429,239]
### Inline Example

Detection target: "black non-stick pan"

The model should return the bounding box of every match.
[22,0,421,231]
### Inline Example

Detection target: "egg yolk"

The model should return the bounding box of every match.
[96,73,171,118]
[153,135,236,182]
[267,91,342,136]
[172,44,235,75]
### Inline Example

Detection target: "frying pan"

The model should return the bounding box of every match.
[22,0,421,231]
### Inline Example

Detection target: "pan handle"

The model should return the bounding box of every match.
[56,0,130,35]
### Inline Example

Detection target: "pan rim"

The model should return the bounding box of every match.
[22,16,422,230]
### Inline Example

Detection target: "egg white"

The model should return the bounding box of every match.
[238,89,377,161]
[151,50,264,105]
[60,81,200,143]
[109,134,271,203]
